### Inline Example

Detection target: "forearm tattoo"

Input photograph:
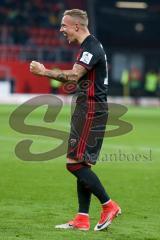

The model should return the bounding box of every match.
[57,73,68,82]
[45,69,78,82]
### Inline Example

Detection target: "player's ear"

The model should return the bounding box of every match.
[75,24,79,31]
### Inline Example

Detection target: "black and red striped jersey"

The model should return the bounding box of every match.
[75,35,108,103]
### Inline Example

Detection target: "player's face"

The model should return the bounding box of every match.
[60,15,78,43]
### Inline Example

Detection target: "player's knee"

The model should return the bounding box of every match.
[66,163,85,173]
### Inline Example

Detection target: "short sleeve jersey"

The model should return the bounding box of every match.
[75,35,108,103]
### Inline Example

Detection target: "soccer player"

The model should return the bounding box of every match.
[30,9,121,231]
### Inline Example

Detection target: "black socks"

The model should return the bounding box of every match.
[77,179,91,214]
[67,163,110,213]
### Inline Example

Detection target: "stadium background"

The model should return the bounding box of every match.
[0,1,159,240]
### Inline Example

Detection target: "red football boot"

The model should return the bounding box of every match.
[55,213,90,231]
[94,200,121,231]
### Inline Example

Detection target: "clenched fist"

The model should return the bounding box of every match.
[30,61,46,76]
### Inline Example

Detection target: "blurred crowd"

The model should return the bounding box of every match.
[0,0,160,99]
[0,0,65,45]
[121,67,160,102]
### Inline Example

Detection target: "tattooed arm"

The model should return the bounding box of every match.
[30,61,87,82]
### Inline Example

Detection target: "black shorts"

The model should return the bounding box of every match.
[67,101,108,165]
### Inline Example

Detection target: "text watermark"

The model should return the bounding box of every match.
[97,149,152,162]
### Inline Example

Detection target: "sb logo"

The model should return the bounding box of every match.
[9,95,133,161]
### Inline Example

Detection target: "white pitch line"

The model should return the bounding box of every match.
[0,136,159,152]
[104,144,160,153]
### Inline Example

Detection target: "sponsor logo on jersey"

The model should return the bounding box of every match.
[80,51,93,64]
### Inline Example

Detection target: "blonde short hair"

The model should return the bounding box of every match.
[63,9,88,27]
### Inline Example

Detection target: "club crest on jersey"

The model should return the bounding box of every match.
[69,138,77,147]
[80,52,93,64]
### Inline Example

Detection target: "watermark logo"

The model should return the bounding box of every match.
[9,95,133,161]
[97,149,152,162]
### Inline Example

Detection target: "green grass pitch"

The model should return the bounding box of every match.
[0,103,159,240]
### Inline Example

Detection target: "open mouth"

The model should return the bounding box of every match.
[62,32,70,43]
[63,32,67,38]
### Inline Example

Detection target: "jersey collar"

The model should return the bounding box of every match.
[81,34,92,47]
